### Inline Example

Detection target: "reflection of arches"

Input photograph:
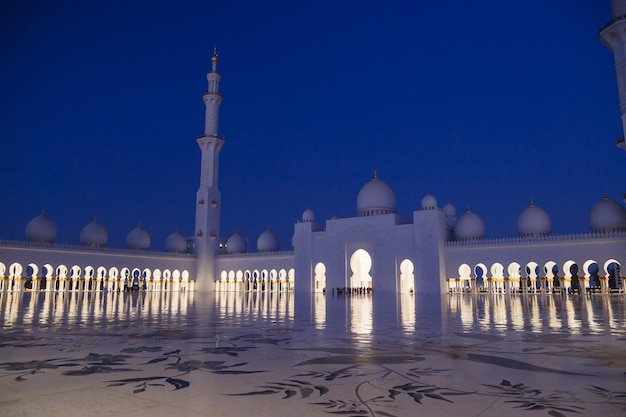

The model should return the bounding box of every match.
[314,262,326,293]
[399,259,414,293]
[349,249,372,289]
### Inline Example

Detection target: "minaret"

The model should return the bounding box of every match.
[600,0,626,141]
[195,47,225,291]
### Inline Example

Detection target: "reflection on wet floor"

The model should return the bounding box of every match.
[0,290,625,417]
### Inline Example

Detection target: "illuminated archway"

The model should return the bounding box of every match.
[349,249,372,289]
[399,259,414,293]
[314,262,326,293]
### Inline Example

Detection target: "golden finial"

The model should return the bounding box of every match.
[373,170,378,179]
[211,45,218,63]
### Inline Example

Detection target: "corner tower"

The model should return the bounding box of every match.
[195,47,224,291]
[600,0,626,139]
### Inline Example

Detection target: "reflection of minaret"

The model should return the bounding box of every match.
[600,0,626,143]
[195,47,225,291]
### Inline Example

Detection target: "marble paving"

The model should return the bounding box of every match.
[0,290,625,417]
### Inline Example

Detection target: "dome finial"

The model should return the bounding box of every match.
[529,197,534,206]
[373,169,378,179]
[211,45,218,71]
[603,190,608,200]
[466,204,471,212]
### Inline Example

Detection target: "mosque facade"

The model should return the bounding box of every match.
[1,2,626,297]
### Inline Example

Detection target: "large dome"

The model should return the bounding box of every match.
[589,194,626,233]
[165,229,187,253]
[226,230,248,254]
[517,200,551,237]
[454,207,485,241]
[257,226,279,252]
[80,218,108,247]
[126,224,151,250]
[356,172,396,216]
[25,211,57,244]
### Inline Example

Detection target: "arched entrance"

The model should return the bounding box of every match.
[399,259,414,294]
[314,262,326,293]
[349,249,372,290]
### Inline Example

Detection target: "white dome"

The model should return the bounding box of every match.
[226,230,248,254]
[356,173,396,216]
[302,207,315,223]
[165,229,187,253]
[589,194,626,233]
[80,218,108,247]
[443,202,457,229]
[443,202,456,217]
[421,193,437,210]
[126,224,151,250]
[25,211,57,243]
[454,207,485,241]
[257,227,279,252]
[517,200,551,237]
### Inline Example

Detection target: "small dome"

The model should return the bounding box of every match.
[126,224,151,250]
[80,218,108,247]
[443,202,457,230]
[25,210,57,243]
[454,207,485,241]
[356,172,396,216]
[165,229,187,253]
[443,202,456,217]
[421,193,437,210]
[226,230,248,254]
[257,226,279,252]
[302,207,315,223]
[589,194,626,233]
[517,200,551,237]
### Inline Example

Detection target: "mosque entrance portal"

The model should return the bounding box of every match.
[349,249,372,290]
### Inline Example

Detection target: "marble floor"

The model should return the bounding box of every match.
[0,290,625,417]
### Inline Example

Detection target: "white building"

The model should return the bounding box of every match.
[1,2,626,298]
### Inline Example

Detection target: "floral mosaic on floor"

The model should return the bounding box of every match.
[0,291,625,417]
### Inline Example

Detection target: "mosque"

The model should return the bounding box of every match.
[1,2,626,299]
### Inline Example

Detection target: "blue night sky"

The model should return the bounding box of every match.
[1,0,623,251]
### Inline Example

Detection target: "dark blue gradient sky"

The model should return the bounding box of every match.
[1,0,623,251]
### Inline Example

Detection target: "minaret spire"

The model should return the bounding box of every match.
[194,47,226,291]
[211,45,218,71]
